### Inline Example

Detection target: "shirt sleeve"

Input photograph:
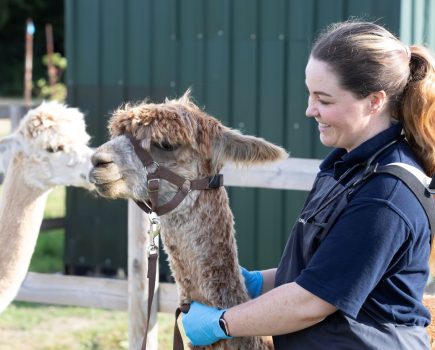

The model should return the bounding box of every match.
[295,198,412,318]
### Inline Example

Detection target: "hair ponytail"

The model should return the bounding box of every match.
[399,46,435,176]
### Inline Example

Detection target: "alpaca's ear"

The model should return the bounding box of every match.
[212,127,288,166]
[0,135,20,173]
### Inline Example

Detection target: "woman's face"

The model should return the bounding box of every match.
[305,57,382,152]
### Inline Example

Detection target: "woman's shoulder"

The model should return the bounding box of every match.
[353,143,430,230]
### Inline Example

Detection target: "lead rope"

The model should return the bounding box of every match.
[173,304,190,349]
[140,216,188,350]
[140,216,161,350]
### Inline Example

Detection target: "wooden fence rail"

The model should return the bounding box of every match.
[15,157,321,349]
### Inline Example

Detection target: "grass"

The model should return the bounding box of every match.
[0,302,175,350]
[0,119,175,349]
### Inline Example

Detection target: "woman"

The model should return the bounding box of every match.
[182,21,435,349]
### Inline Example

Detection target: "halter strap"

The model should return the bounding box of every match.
[127,134,223,216]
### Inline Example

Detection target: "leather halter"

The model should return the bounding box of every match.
[127,134,224,216]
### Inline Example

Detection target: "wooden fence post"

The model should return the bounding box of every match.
[128,200,158,350]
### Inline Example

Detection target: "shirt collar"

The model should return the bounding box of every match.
[320,123,403,178]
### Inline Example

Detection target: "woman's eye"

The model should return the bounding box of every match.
[319,100,331,105]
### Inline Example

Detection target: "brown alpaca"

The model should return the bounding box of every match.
[89,92,287,349]
[423,295,435,349]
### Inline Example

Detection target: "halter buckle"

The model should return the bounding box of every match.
[147,178,160,192]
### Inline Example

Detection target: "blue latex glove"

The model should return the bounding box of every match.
[181,301,233,346]
[241,266,263,298]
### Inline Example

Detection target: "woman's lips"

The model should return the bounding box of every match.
[318,122,330,132]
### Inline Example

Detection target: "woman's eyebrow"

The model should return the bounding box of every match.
[313,91,332,97]
[305,83,332,97]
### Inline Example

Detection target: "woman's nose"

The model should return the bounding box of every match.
[305,99,317,118]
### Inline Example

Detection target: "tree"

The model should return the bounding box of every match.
[0,0,64,96]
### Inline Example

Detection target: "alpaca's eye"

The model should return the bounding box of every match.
[46,145,64,153]
[152,141,177,152]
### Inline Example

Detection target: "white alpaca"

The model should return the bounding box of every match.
[0,101,94,313]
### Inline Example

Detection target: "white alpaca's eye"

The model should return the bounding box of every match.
[46,145,65,153]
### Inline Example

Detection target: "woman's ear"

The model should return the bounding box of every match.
[368,90,387,115]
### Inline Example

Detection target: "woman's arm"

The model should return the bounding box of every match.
[224,282,337,336]
[261,268,277,294]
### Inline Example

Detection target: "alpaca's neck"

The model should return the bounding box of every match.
[0,154,50,312]
[160,188,248,307]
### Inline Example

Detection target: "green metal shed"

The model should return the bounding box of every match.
[64,0,434,277]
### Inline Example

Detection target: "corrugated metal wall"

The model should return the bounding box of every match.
[64,0,402,276]
[400,0,435,47]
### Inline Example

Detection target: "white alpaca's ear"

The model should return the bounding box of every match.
[0,135,20,174]
[212,127,288,167]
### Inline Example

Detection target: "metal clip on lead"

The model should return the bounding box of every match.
[147,216,161,257]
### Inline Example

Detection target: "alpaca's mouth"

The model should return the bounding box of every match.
[92,178,124,198]
[91,178,119,186]
[88,167,122,185]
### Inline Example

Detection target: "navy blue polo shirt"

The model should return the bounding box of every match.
[282,123,431,326]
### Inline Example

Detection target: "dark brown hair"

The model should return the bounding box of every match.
[311,21,435,176]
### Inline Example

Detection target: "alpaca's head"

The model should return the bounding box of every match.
[0,101,94,190]
[90,91,288,208]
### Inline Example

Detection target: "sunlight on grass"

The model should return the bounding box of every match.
[0,302,128,350]
[0,302,175,350]
[44,186,66,218]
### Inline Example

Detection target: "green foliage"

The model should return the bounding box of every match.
[42,52,66,70]
[36,52,67,102]
[0,0,64,96]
